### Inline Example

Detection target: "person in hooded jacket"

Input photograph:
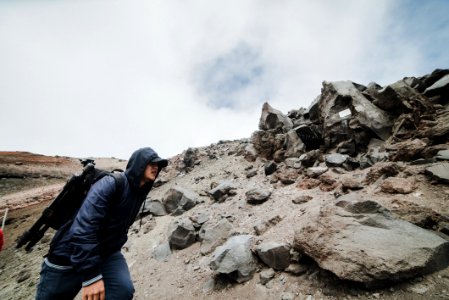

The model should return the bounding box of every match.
[36,147,168,300]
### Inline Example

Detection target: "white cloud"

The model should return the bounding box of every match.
[0,0,447,159]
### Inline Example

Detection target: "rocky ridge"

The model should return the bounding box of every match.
[1,69,449,299]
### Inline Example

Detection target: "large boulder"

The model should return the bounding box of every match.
[294,198,449,286]
[259,102,293,132]
[318,81,394,149]
[284,130,305,158]
[162,186,199,215]
[255,242,291,270]
[199,218,233,255]
[209,235,258,283]
[168,218,197,249]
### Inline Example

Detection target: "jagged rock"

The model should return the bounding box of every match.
[325,153,348,167]
[294,199,449,286]
[364,162,401,184]
[319,81,394,149]
[359,138,389,168]
[426,163,449,183]
[285,263,308,276]
[415,69,449,93]
[168,218,197,249]
[244,143,257,162]
[210,235,257,283]
[189,212,210,228]
[259,102,293,132]
[163,186,199,215]
[284,129,305,158]
[153,241,172,261]
[246,188,271,204]
[251,130,283,160]
[423,74,449,103]
[259,268,275,285]
[199,218,233,255]
[299,149,321,168]
[386,138,429,161]
[292,195,313,204]
[306,166,328,178]
[284,157,302,169]
[437,150,449,161]
[264,161,277,175]
[253,215,283,235]
[381,177,416,194]
[145,200,167,216]
[208,181,237,202]
[256,242,291,270]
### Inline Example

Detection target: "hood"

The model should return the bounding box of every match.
[125,147,168,190]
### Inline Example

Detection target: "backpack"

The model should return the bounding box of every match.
[16,159,125,251]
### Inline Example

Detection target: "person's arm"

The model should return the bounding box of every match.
[69,176,117,287]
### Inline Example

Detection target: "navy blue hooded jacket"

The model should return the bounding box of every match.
[48,147,168,285]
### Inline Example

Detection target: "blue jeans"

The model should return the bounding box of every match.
[35,251,134,300]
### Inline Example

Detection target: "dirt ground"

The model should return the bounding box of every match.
[1,147,449,300]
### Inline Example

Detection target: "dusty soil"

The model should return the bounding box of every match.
[1,147,449,300]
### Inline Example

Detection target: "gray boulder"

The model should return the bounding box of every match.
[199,218,233,255]
[208,181,237,202]
[163,186,199,215]
[325,153,348,167]
[284,130,305,158]
[294,199,449,286]
[259,102,293,132]
[153,241,172,261]
[168,218,197,249]
[256,242,291,270]
[246,188,271,204]
[319,81,394,148]
[145,200,167,216]
[210,235,257,283]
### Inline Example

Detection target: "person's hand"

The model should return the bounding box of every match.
[82,279,105,300]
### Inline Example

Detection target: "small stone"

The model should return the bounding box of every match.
[373,293,381,299]
[292,195,313,204]
[281,292,295,300]
[259,268,275,285]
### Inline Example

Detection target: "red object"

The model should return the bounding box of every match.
[0,228,4,251]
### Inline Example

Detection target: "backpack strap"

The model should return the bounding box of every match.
[109,172,126,203]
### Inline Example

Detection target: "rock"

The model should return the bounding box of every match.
[251,130,282,160]
[359,138,389,168]
[381,177,416,194]
[306,166,328,178]
[246,188,271,204]
[259,102,293,132]
[253,215,283,235]
[325,153,348,167]
[256,242,291,270]
[168,218,197,249]
[340,176,364,191]
[146,200,167,216]
[163,186,199,215]
[244,143,257,162]
[183,147,198,169]
[292,195,313,204]
[264,161,277,175]
[199,218,233,255]
[208,181,237,202]
[210,235,257,283]
[153,241,172,261]
[16,270,31,283]
[426,163,449,183]
[259,268,275,285]
[284,129,305,158]
[436,150,449,161]
[386,139,429,161]
[423,74,449,103]
[294,199,449,286]
[281,292,295,300]
[299,150,321,168]
[319,81,394,149]
[364,162,401,184]
[189,212,210,227]
[285,263,308,275]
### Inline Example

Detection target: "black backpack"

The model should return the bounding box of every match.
[16,159,125,251]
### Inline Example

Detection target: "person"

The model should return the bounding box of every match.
[35,147,168,300]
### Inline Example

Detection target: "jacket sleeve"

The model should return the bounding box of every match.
[69,175,116,286]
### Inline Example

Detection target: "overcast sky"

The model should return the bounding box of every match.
[1,0,448,160]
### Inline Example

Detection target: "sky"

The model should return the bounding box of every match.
[0,0,448,160]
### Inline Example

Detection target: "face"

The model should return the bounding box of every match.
[143,163,159,182]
